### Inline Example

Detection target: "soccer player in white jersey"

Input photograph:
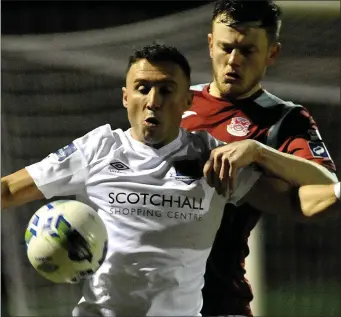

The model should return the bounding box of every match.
[1,43,338,316]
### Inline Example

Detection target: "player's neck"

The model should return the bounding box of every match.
[209,82,262,100]
[129,128,180,150]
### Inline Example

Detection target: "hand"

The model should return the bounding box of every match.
[203,140,262,196]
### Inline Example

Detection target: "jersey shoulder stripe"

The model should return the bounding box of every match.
[254,90,301,109]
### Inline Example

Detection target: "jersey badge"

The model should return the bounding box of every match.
[227,117,251,137]
[55,143,77,161]
[172,159,203,185]
[308,142,330,158]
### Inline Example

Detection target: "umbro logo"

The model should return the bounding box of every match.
[109,161,130,173]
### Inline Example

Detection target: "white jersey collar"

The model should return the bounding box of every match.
[124,128,183,157]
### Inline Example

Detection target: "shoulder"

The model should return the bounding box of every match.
[255,90,303,110]
[182,129,224,151]
[76,124,113,142]
[74,124,124,161]
[256,90,315,126]
[76,124,124,143]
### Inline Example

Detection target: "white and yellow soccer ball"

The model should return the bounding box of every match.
[25,200,108,284]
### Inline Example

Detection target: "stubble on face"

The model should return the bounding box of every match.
[124,60,191,148]
[209,19,273,100]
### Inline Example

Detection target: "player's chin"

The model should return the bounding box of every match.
[220,85,244,98]
[143,124,161,137]
[143,130,164,147]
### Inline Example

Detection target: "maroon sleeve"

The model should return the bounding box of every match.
[277,108,336,172]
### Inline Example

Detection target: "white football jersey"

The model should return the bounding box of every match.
[26,124,261,316]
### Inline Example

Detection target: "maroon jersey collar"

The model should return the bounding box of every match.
[202,84,264,107]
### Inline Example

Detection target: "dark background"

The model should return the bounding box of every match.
[2,1,212,34]
[1,1,340,316]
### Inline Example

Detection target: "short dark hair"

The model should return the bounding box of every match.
[212,0,282,43]
[126,43,191,82]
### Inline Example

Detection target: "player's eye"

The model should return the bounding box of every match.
[240,48,254,56]
[222,46,233,54]
[137,85,151,95]
[160,86,174,95]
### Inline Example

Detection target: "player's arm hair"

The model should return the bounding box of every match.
[1,169,44,210]
[243,175,339,222]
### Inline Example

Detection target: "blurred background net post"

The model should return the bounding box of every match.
[1,1,340,316]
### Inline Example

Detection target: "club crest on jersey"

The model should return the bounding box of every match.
[55,143,77,161]
[172,159,203,185]
[227,117,251,137]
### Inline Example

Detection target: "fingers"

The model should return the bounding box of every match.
[213,151,223,194]
[203,158,214,187]
[228,163,237,196]
[219,153,230,196]
[204,140,259,197]
[204,148,230,196]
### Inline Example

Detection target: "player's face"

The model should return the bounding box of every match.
[208,18,280,99]
[122,59,192,148]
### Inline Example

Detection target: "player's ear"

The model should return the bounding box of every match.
[267,42,281,66]
[122,87,128,109]
[208,33,213,59]
[185,90,193,110]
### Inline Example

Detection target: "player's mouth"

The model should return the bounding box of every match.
[144,117,161,127]
[224,71,242,82]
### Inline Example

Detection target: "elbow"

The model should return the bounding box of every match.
[298,196,316,217]
[289,201,315,222]
[299,200,340,221]
[299,199,327,218]
[300,205,316,218]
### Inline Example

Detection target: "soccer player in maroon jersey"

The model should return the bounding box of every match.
[181,0,337,316]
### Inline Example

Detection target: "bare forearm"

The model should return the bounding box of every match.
[245,175,304,220]
[256,145,337,186]
[299,182,340,217]
[1,169,44,210]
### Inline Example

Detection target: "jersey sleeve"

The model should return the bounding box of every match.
[277,108,336,172]
[25,124,112,199]
[226,165,262,206]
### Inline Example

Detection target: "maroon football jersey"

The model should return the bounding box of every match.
[181,84,335,316]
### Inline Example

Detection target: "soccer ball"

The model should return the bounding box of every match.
[25,200,108,284]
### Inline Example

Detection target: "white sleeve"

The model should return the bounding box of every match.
[227,165,262,206]
[25,124,112,199]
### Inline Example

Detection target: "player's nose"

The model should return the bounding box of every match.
[146,88,162,110]
[228,48,243,66]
